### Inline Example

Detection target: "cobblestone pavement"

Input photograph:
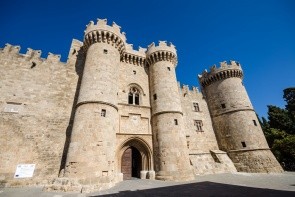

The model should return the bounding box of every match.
[1,172,294,197]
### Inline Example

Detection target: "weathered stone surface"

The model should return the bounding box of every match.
[0,19,282,193]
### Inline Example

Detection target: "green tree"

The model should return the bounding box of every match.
[268,105,294,134]
[284,87,295,115]
[261,87,295,171]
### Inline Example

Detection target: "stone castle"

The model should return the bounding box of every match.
[0,19,283,192]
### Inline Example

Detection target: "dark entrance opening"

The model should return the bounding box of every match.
[121,146,142,180]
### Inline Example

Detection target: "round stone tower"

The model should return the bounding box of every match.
[63,19,126,189]
[198,61,283,173]
[146,41,194,181]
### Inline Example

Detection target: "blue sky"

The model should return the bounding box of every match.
[0,0,294,118]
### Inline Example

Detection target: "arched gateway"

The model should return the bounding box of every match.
[117,137,153,180]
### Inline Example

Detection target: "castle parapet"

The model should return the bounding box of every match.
[83,19,126,54]
[125,44,146,56]
[180,84,200,97]
[121,44,146,66]
[0,43,66,66]
[198,60,243,88]
[26,48,42,59]
[2,44,21,54]
[46,52,61,63]
[146,41,177,66]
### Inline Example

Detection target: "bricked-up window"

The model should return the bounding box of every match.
[101,109,106,117]
[128,87,140,105]
[253,120,257,126]
[241,141,246,148]
[153,94,157,100]
[221,103,226,109]
[194,120,203,132]
[193,102,200,111]
[174,119,178,125]
[103,49,108,54]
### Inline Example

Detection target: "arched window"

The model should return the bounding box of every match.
[128,87,140,105]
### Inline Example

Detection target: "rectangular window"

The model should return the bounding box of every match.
[153,94,157,100]
[174,119,178,125]
[133,70,136,75]
[193,102,200,111]
[241,141,246,148]
[103,49,108,54]
[101,109,106,117]
[167,67,171,71]
[221,103,226,109]
[194,120,203,132]
[253,120,257,126]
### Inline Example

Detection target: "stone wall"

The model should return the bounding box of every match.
[180,85,237,174]
[0,41,79,186]
[118,57,151,135]
[228,149,283,173]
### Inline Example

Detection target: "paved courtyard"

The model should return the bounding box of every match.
[1,172,294,197]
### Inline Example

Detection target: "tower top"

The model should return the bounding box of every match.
[146,41,178,66]
[83,19,126,54]
[146,41,176,56]
[198,60,243,88]
[84,18,126,43]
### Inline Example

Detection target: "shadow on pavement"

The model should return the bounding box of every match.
[91,181,295,197]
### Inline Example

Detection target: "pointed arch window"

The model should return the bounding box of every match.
[128,87,140,105]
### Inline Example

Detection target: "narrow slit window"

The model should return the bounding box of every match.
[101,109,106,117]
[133,70,136,75]
[241,141,246,148]
[167,67,171,71]
[253,120,257,126]
[174,119,178,125]
[221,103,226,109]
[153,94,157,100]
[103,49,108,54]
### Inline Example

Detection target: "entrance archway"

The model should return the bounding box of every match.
[121,146,142,179]
[118,137,153,180]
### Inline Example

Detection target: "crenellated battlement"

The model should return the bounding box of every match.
[46,52,61,63]
[2,43,21,54]
[0,43,65,65]
[198,60,243,88]
[125,44,146,56]
[83,19,126,54]
[146,41,176,56]
[180,84,201,97]
[146,41,177,66]
[121,44,146,66]
[26,48,42,59]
